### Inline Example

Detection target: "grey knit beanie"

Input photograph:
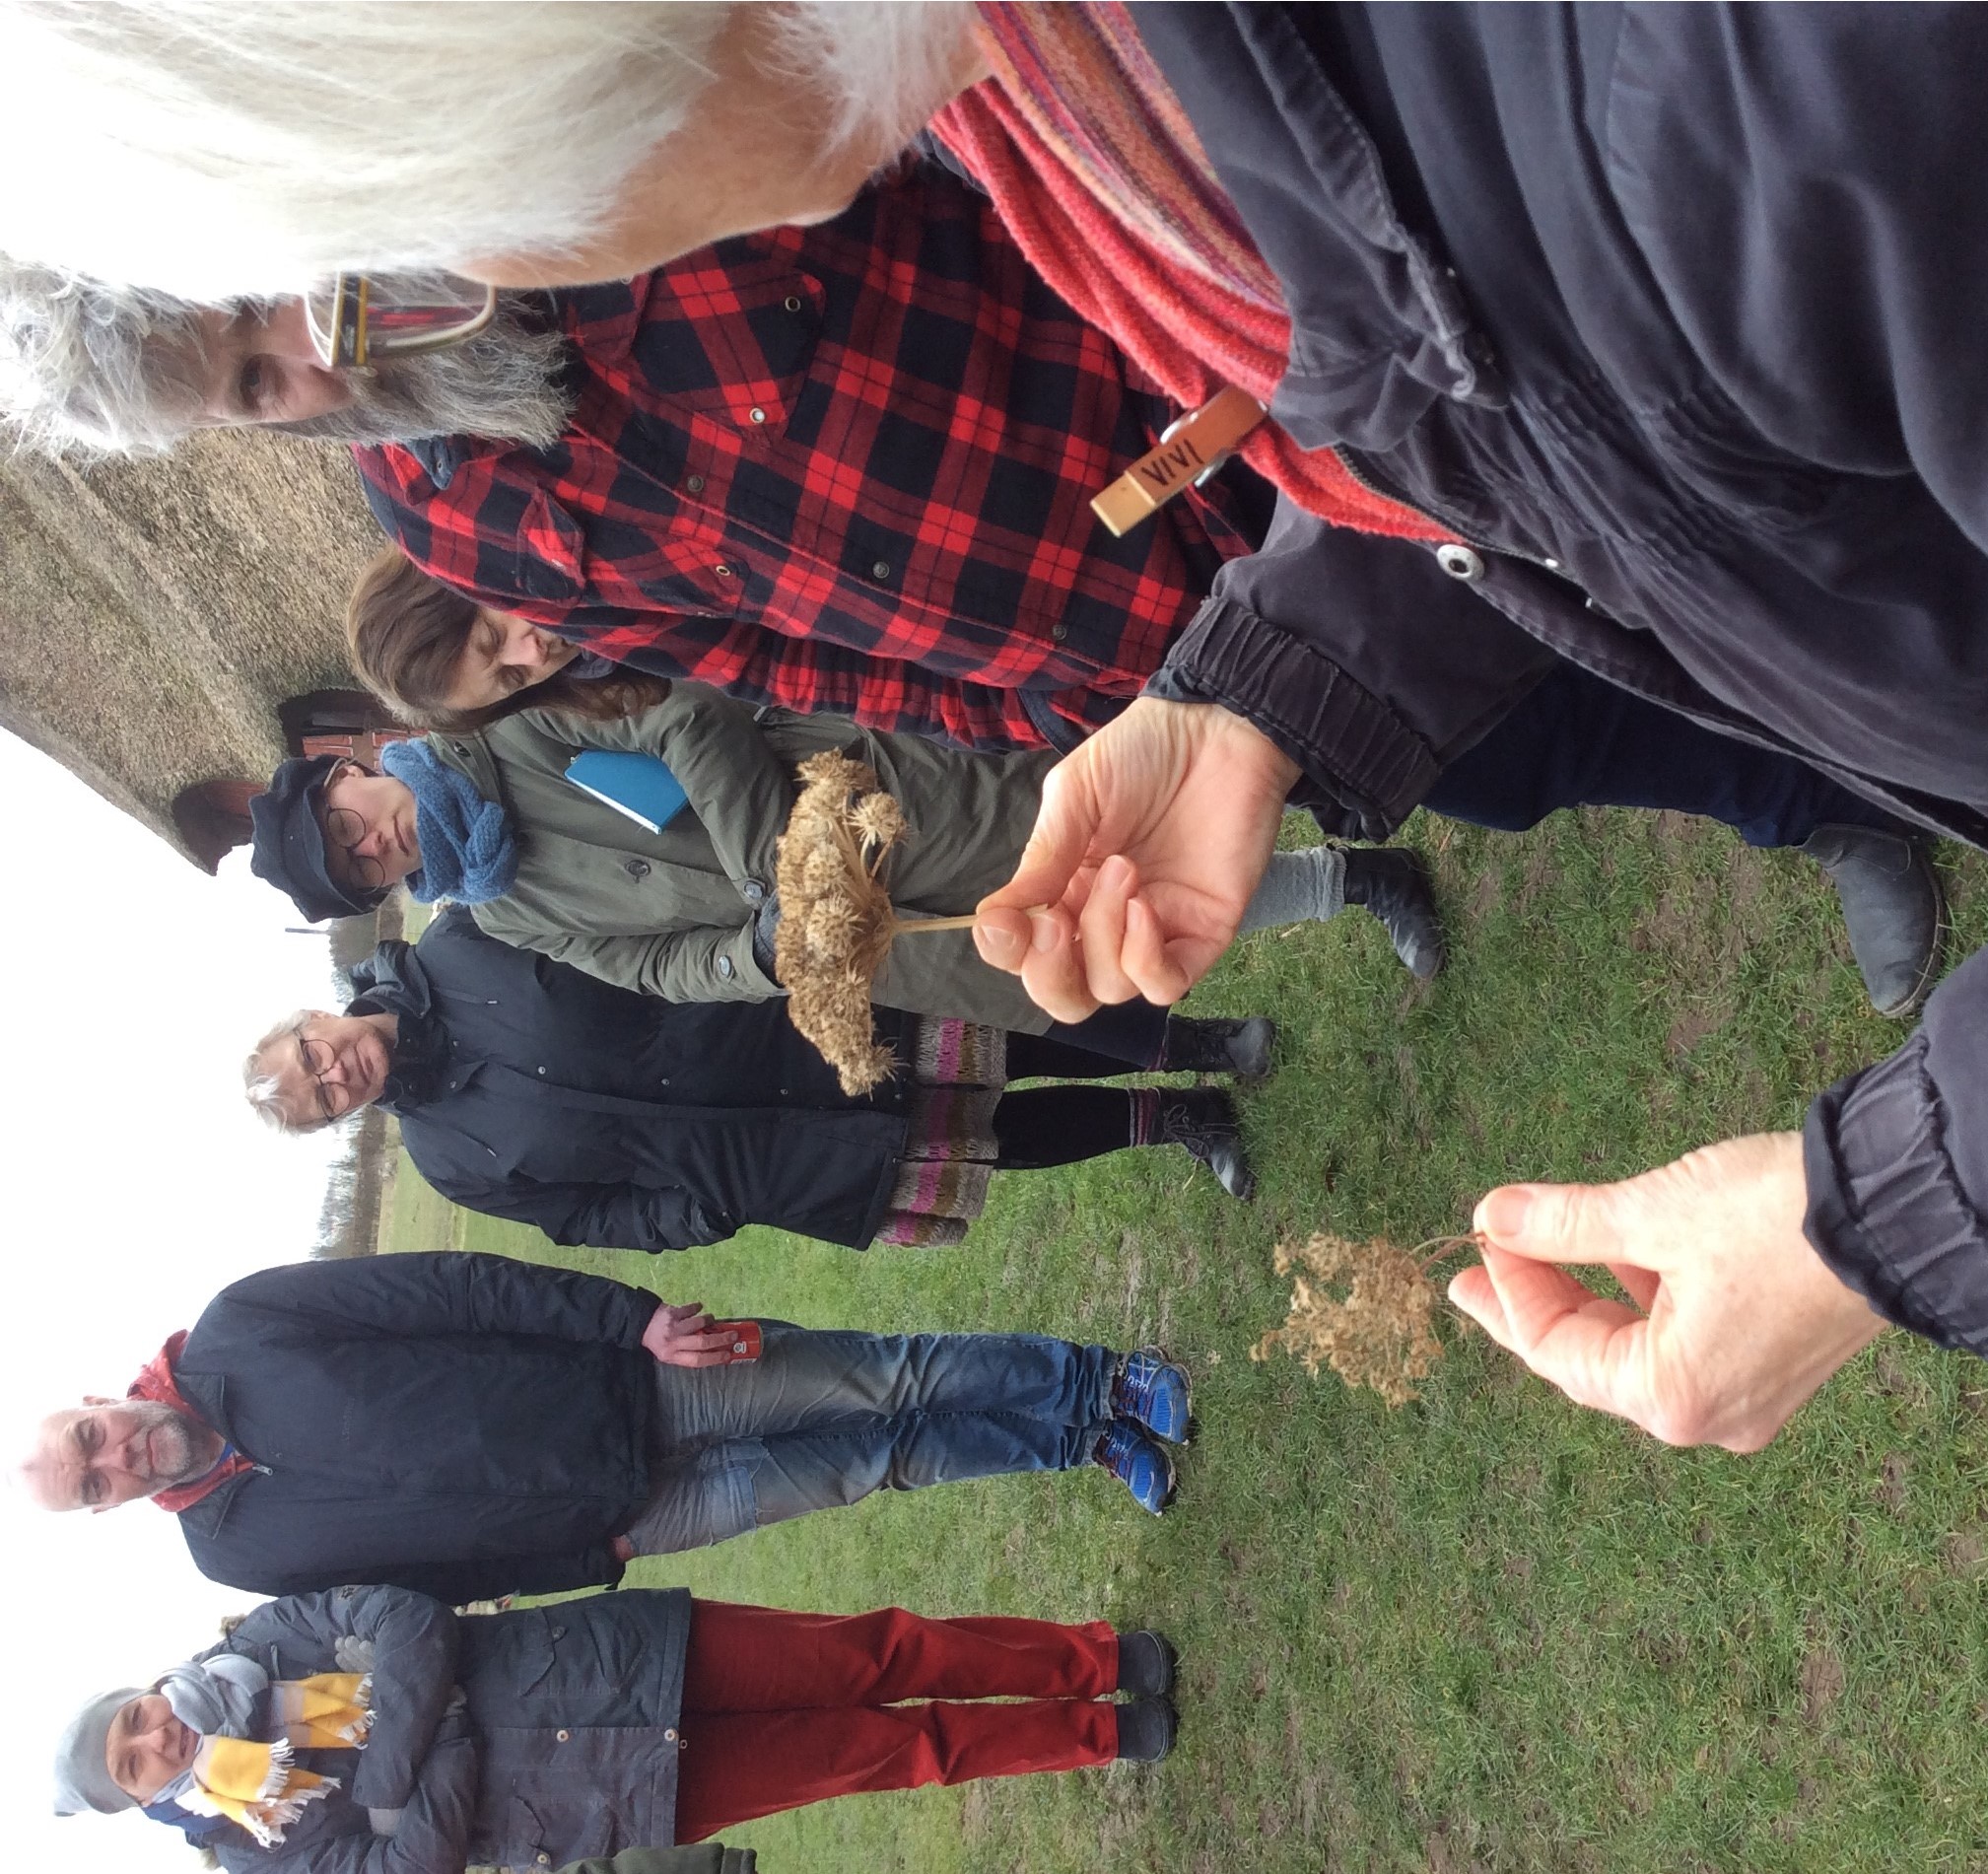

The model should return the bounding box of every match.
[52,1687,144,1816]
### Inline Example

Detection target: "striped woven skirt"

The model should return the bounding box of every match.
[874,1018,1011,1247]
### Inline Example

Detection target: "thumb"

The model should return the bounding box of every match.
[1474,1180,1637,1271]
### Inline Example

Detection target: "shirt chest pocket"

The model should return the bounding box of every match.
[512,486,749,620]
[628,251,825,440]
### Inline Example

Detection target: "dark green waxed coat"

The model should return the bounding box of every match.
[424,684,1059,1031]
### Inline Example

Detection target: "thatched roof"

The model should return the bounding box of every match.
[0,430,382,867]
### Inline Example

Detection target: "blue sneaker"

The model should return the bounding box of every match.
[1112,1348,1194,1444]
[1096,1421,1176,1516]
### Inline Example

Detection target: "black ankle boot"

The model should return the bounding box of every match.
[1159,1088,1257,1201]
[1115,1697,1179,1763]
[1797,824,1946,1017]
[1341,848,1447,981]
[1157,1014,1277,1080]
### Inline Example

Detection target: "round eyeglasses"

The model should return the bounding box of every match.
[322,804,385,894]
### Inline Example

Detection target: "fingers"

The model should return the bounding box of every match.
[1447,1263,1514,1348]
[1473,1243,1666,1429]
[978,759,1102,918]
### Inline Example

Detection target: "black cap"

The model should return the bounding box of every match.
[249,755,385,923]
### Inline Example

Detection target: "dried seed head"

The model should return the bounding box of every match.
[774,751,915,1094]
[1251,1231,1444,1407]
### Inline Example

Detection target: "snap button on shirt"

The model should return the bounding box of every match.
[1435,543,1485,582]
[624,859,651,879]
[741,879,766,905]
[717,957,734,979]
[555,1729,570,1743]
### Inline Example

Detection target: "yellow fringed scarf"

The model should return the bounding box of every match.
[177,1674,370,1847]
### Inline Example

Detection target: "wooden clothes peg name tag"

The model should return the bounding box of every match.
[1090,385,1266,536]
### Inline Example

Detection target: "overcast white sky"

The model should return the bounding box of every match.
[0,729,356,1867]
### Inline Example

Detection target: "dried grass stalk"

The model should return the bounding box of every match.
[774,751,978,1094]
[1250,1231,1473,1407]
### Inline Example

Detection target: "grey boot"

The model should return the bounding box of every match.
[1159,1088,1257,1202]
[1798,824,1946,1017]
[1157,1014,1277,1079]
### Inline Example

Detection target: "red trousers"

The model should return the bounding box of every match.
[670,1602,1122,1842]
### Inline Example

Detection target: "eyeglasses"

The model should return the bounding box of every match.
[304,273,499,370]
[295,1031,343,1125]
[321,800,385,894]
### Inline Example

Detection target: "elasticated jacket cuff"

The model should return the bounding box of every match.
[1145,595,1439,837]
[1804,1032,1988,1355]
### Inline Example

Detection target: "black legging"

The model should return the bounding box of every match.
[991,1086,1142,1169]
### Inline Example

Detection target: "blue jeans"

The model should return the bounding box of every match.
[623,1324,1118,1554]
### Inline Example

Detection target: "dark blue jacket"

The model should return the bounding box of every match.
[171,1254,658,1601]
[1133,2,1988,1346]
[356,908,914,1251]
[195,1582,693,1873]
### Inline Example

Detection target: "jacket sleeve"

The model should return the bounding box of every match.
[214,1251,657,1352]
[1804,944,1988,1354]
[512,917,779,1004]
[419,1165,735,1253]
[229,1734,480,1874]
[555,1850,754,1874]
[314,1548,624,1605]
[1145,498,1557,836]
[209,1586,460,1811]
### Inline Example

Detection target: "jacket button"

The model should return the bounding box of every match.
[741,879,765,905]
[871,560,891,580]
[784,295,802,312]
[747,406,767,425]
[537,1856,552,1865]
[717,957,734,979]
[714,564,734,579]
[664,1728,677,1743]
[555,1730,570,1742]
[624,859,651,879]
[1435,543,1485,582]
[536,1066,547,1076]
[1051,623,1068,642]
[685,474,706,495]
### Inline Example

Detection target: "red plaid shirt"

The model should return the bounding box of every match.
[353,160,1257,749]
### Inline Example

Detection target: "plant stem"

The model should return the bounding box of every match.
[888,913,984,935]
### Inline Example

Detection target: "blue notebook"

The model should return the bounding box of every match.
[564,750,690,835]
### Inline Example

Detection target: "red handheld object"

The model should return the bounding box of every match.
[709,1319,762,1363]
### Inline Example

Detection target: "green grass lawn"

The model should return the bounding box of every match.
[382,809,1988,1873]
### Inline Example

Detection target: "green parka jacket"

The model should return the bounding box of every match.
[425,685,1059,1033]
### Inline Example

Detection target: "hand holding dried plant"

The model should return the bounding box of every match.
[773,750,980,1094]
[1252,1231,1471,1407]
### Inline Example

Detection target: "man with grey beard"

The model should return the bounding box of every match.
[2,157,1265,754]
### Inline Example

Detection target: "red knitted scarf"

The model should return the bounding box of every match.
[129,1330,255,1513]
[931,3,1442,543]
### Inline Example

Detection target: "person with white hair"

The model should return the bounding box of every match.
[6,2,1988,1453]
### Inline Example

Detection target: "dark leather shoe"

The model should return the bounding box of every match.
[1798,825,1946,1017]
[1342,847,1447,980]
[1115,1630,1179,1697]
[1115,1697,1179,1763]
[1160,1089,1257,1202]
[1158,1014,1277,1079]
